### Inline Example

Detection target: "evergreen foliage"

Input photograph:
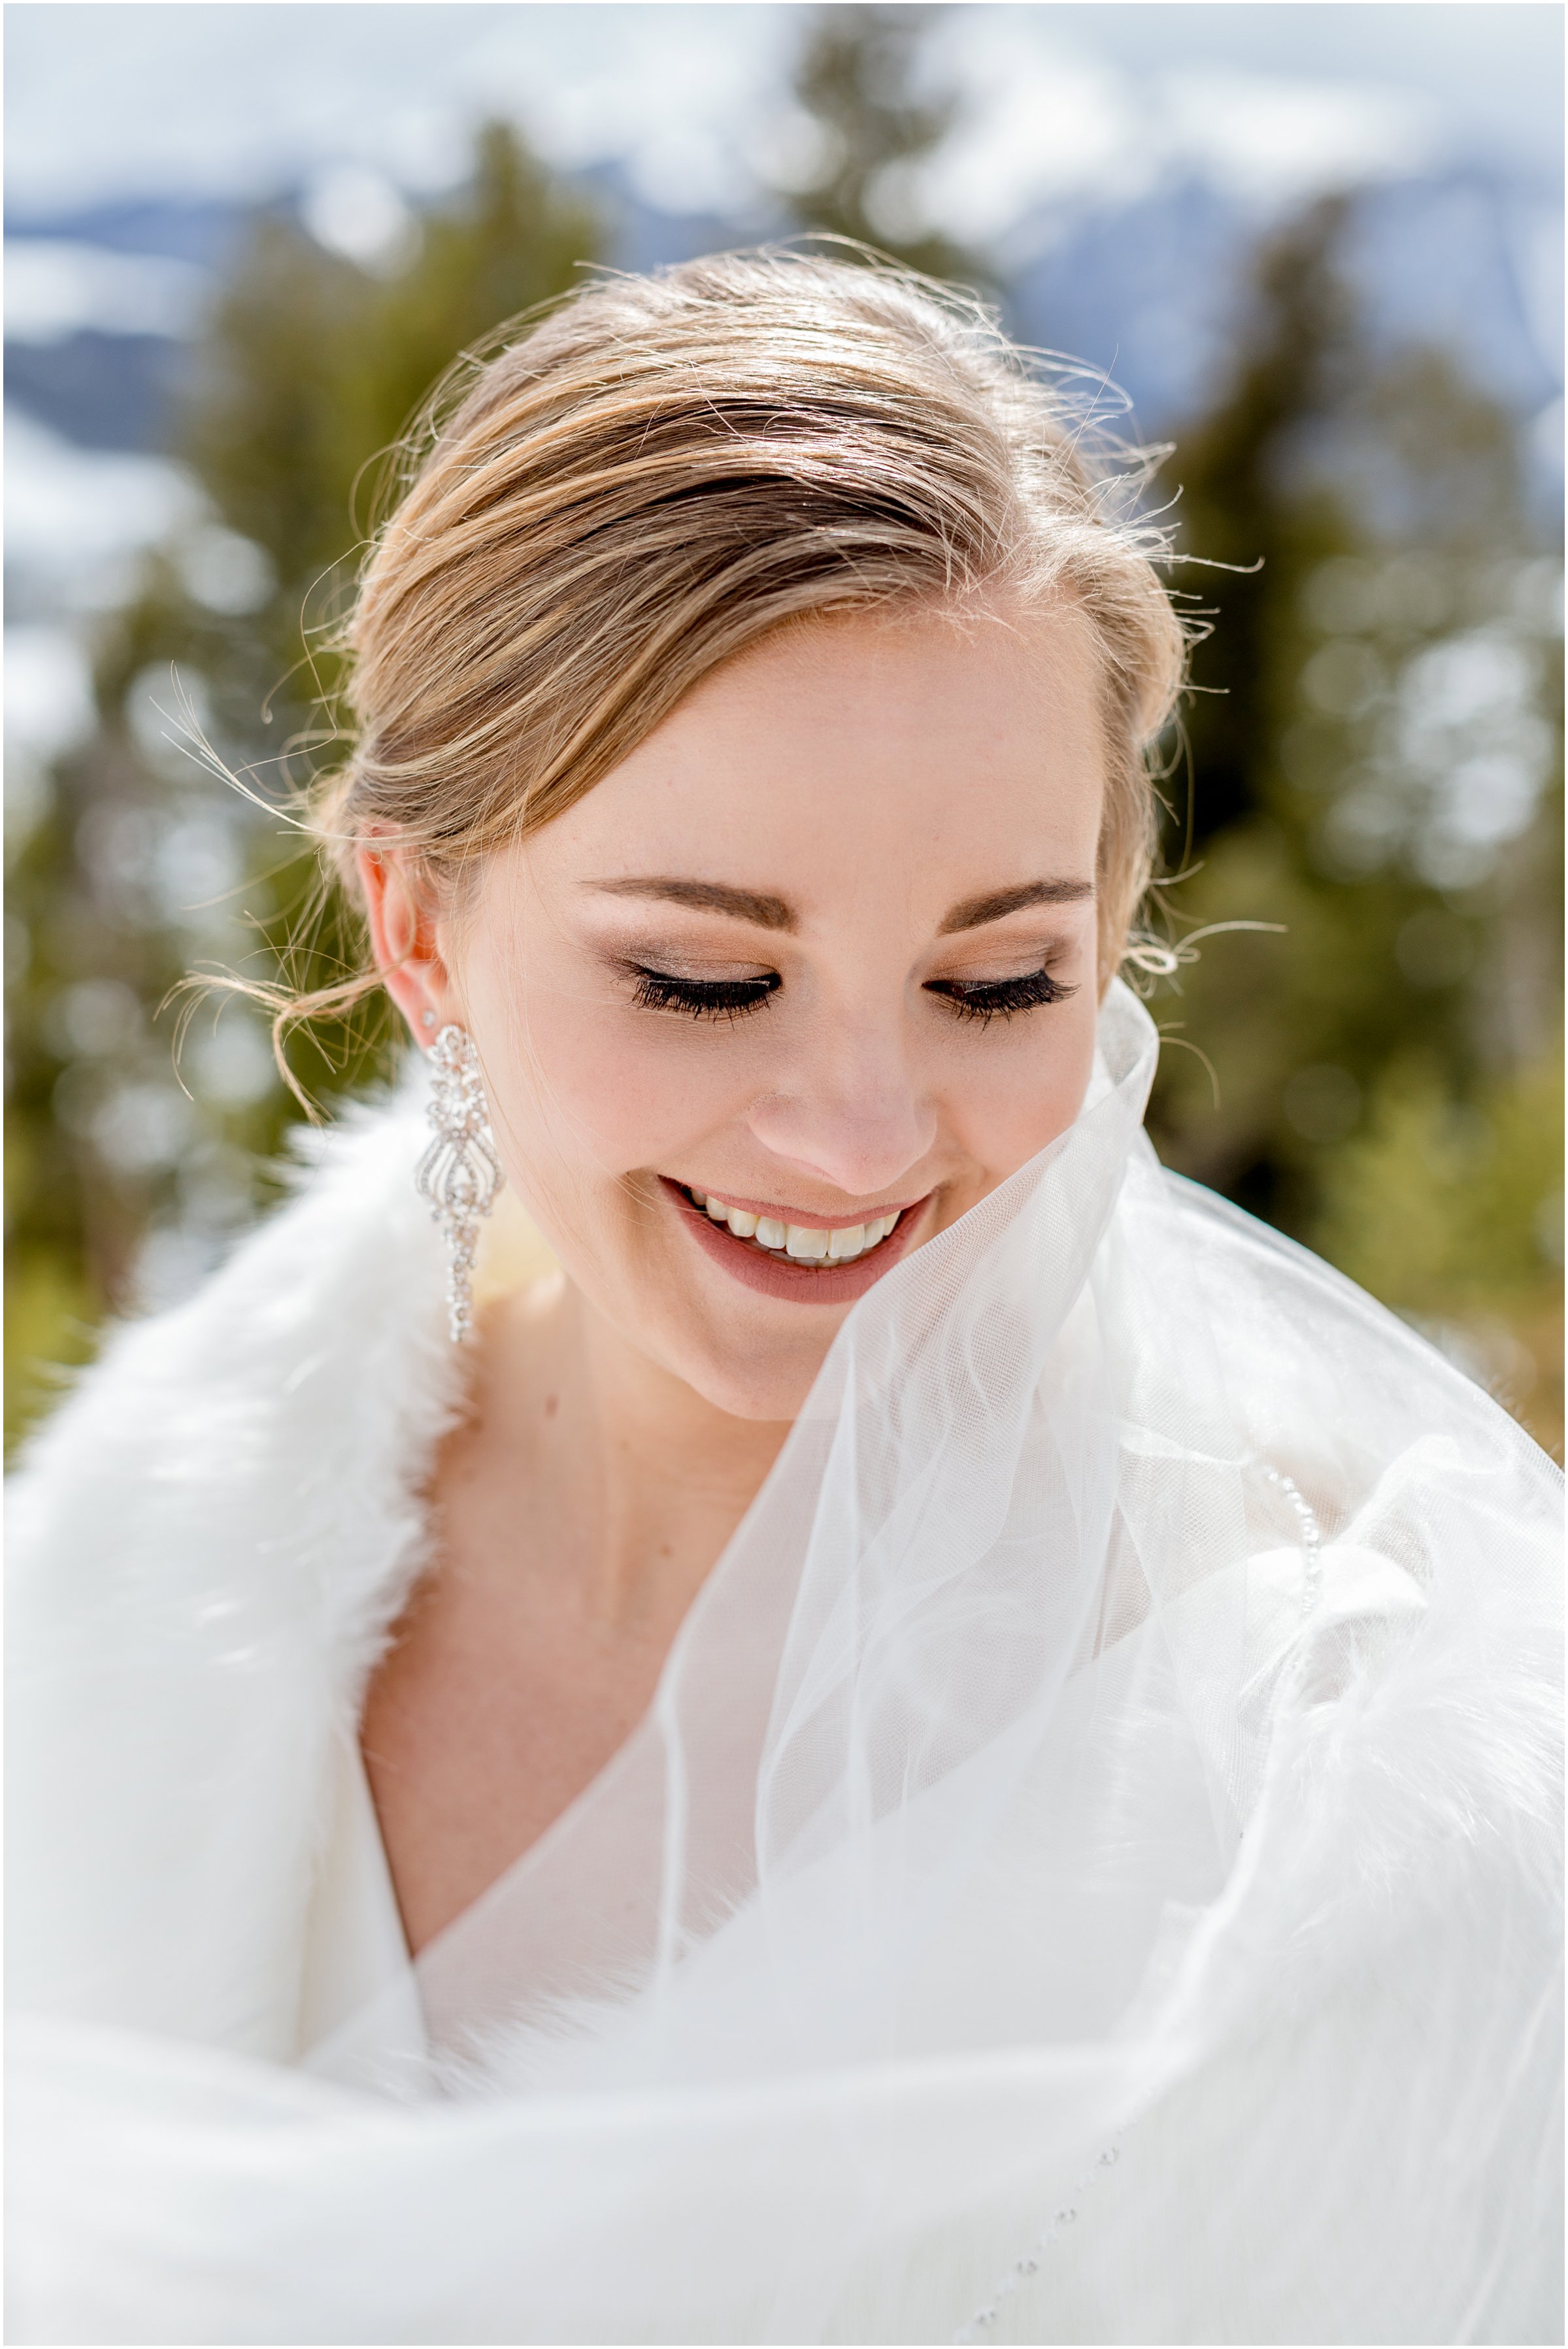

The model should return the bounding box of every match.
[1145,198,1562,1441]
[5,124,600,1447]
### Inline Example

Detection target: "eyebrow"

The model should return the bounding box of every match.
[588,873,1095,936]
[589,877,797,929]
[938,878,1095,933]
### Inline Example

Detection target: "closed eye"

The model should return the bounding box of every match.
[632,966,781,1020]
[924,969,1078,1025]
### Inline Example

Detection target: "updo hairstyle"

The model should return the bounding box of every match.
[280,250,1187,1074]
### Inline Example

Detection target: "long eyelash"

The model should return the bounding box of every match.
[631,967,781,1022]
[925,970,1078,1026]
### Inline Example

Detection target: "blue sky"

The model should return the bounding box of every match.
[7,3,1562,236]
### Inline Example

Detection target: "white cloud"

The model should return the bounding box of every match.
[1161,69,1437,208]
[464,5,792,216]
[5,241,212,345]
[919,20,1156,242]
[6,1,1552,237]
[914,14,1443,246]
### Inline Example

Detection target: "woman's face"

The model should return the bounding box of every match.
[393,600,1109,1420]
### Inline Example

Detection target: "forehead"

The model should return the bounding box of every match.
[665,595,1102,773]
[518,597,1106,912]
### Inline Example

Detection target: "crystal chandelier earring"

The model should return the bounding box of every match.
[415,1024,505,1345]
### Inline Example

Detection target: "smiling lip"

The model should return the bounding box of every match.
[659,1177,932,1304]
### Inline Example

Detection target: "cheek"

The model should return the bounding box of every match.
[947,993,1099,1177]
[467,967,750,1183]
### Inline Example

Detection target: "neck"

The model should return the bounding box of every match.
[475,1273,790,1629]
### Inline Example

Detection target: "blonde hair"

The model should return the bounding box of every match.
[265,249,1186,1086]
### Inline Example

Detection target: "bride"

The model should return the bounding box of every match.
[8,252,1561,2346]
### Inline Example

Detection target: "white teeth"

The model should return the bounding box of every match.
[690,1188,903,1263]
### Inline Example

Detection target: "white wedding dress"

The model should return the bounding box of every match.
[7,984,1561,2345]
[294,1741,409,2056]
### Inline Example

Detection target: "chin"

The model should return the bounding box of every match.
[668,1331,837,1424]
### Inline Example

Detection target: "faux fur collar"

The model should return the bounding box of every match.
[7,1088,462,2057]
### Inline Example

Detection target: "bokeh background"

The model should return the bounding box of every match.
[6,1,1563,1453]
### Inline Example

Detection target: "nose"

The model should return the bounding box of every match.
[744,1023,937,1203]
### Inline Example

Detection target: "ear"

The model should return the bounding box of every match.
[357,844,459,1045]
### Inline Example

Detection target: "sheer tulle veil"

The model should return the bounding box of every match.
[10,982,1561,2345]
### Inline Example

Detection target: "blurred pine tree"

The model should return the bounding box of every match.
[776,4,979,288]
[5,123,600,1451]
[1318,1039,1562,1427]
[1146,199,1563,1448]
